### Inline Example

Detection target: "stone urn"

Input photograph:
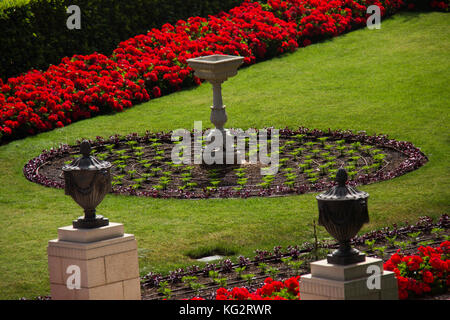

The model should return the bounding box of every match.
[187,54,244,164]
[316,168,369,265]
[62,140,111,229]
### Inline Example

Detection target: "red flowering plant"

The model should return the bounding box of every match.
[190,276,301,300]
[384,241,450,300]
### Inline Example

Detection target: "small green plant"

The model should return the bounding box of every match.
[237,178,248,187]
[293,134,306,143]
[127,169,137,179]
[351,142,361,150]
[114,149,127,156]
[209,179,221,188]
[304,141,316,149]
[157,281,172,300]
[126,140,138,150]
[345,149,357,157]
[153,156,164,162]
[279,158,289,167]
[116,164,127,173]
[105,144,115,152]
[386,235,397,247]
[181,275,205,294]
[150,167,162,176]
[319,164,329,175]
[258,175,274,189]
[214,277,228,287]
[317,137,328,146]
[150,142,162,149]
[134,151,144,160]
[208,270,220,279]
[365,239,376,252]
[336,145,346,157]
[311,149,321,158]
[308,177,319,184]
[241,273,256,286]
[266,267,280,279]
[373,153,386,163]
[362,165,371,174]
[374,246,386,258]
[158,176,171,189]
[347,171,358,180]
[281,257,292,266]
[394,240,408,251]
[431,227,444,239]
[298,163,308,173]
[97,153,108,161]
[257,263,268,274]
[190,282,205,295]
[407,231,422,243]
[235,266,246,279]
[288,260,304,275]
[186,182,198,190]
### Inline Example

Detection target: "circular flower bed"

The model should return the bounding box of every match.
[23,127,427,199]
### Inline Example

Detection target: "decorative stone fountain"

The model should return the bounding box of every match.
[187,54,245,164]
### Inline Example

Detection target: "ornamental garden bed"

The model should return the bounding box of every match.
[24,127,427,199]
[140,214,449,300]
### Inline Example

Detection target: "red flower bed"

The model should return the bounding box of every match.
[0,0,447,143]
[188,276,301,300]
[384,241,450,300]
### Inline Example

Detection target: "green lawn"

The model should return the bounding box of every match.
[0,11,449,299]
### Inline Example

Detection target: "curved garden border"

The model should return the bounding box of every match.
[23,127,428,199]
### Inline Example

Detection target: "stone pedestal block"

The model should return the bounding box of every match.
[300,258,398,300]
[48,223,141,300]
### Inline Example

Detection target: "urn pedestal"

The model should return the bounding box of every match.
[47,223,141,300]
[299,258,398,300]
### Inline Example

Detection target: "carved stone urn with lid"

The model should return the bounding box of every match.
[62,140,111,229]
[316,168,369,265]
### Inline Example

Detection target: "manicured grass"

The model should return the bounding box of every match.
[0,11,449,299]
